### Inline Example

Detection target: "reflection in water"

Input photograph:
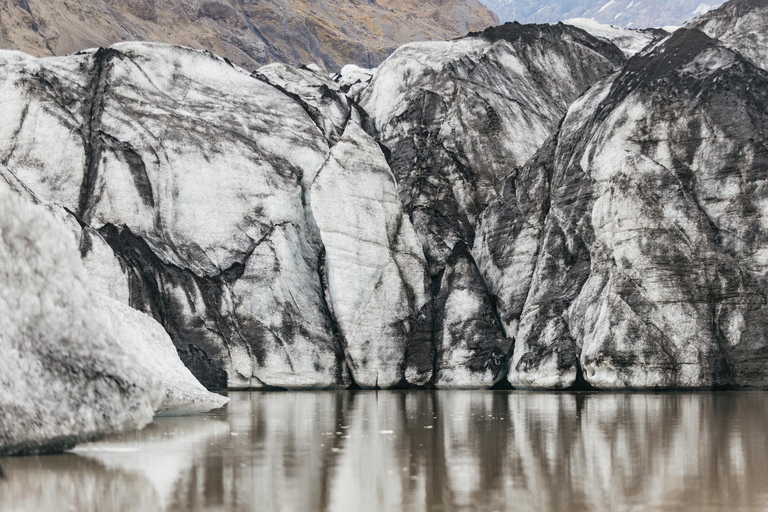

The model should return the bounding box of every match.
[1,392,768,512]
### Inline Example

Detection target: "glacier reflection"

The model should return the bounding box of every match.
[1,391,768,512]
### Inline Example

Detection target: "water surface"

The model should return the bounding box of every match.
[1,391,767,511]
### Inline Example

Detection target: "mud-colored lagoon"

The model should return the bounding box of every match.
[1,391,767,511]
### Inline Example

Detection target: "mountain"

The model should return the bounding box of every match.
[480,0,724,28]
[0,0,498,71]
[562,18,668,56]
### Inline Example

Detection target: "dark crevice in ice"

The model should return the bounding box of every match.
[317,247,350,386]
[78,48,123,222]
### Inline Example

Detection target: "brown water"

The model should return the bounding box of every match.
[1,391,767,512]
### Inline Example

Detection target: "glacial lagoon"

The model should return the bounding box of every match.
[1,391,767,512]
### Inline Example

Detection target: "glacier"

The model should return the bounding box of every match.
[0,0,766,414]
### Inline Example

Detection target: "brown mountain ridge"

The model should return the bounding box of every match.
[0,0,499,70]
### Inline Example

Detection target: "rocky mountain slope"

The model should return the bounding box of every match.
[1,0,768,398]
[0,0,498,71]
[481,0,723,28]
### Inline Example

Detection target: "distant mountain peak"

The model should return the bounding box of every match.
[562,18,668,56]
[480,0,726,28]
[0,0,498,71]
